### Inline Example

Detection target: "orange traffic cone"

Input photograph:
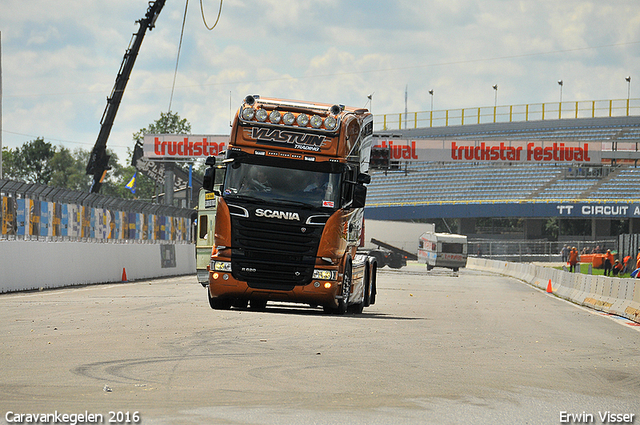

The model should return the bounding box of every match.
[122,267,128,282]
[546,279,552,293]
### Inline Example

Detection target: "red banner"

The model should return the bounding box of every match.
[143,134,229,159]
[372,138,602,164]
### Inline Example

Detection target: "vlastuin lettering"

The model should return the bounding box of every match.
[251,128,326,152]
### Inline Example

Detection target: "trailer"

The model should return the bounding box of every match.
[418,231,467,272]
[365,238,417,269]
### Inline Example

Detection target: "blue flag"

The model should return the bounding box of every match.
[125,172,137,194]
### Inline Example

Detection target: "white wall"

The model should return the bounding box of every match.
[363,219,435,253]
[467,257,640,324]
[0,241,195,293]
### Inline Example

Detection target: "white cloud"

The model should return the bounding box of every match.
[1,0,639,165]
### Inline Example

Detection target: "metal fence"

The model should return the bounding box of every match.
[469,238,618,263]
[0,179,194,243]
[376,98,640,131]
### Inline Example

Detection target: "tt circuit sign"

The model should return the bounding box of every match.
[556,204,640,218]
[373,138,602,164]
[365,202,640,221]
[143,134,228,159]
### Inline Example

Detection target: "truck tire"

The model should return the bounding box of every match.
[249,299,267,311]
[389,257,403,269]
[208,291,231,310]
[370,251,386,268]
[369,260,377,306]
[338,260,352,315]
[363,261,371,308]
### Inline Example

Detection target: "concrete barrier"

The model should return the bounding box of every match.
[467,257,640,324]
[0,240,196,293]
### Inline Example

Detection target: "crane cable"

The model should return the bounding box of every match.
[168,0,223,112]
[201,0,223,31]
[168,0,189,113]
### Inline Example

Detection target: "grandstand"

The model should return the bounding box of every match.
[365,115,640,243]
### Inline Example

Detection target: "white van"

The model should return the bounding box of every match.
[418,231,468,272]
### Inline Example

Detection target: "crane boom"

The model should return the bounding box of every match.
[87,0,166,193]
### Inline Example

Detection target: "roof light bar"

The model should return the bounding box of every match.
[239,96,344,131]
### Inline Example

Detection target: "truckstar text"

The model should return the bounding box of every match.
[450,142,591,163]
[154,137,225,157]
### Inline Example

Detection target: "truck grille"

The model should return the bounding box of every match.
[230,215,323,288]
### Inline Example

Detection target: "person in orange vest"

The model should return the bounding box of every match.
[568,246,579,273]
[612,260,624,276]
[603,249,614,276]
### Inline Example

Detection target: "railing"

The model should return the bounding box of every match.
[470,239,617,263]
[375,98,640,131]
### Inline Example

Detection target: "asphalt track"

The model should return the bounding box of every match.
[1,264,639,425]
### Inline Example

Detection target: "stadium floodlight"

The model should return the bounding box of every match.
[626,76,631,100]
[558,80,563,103]
[492,84,498,107]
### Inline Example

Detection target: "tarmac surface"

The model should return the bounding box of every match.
[1,264,639,424]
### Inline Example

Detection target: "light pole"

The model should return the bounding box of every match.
[625,76,631,116]
[626,76,631,100]
[558,80,563,119]
[428,89,434,111]
[492,84,498,122]
[366,93,373,112]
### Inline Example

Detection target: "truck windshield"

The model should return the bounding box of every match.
[223,162,341,209]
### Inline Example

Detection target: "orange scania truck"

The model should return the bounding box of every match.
[201,95,377,314]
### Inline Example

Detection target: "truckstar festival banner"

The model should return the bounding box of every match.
[143,134,229,159]
[373,139,603,164]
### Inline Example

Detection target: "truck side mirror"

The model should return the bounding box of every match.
[352,184,367,208]
[202,165,216,192]
[357,173,371,184]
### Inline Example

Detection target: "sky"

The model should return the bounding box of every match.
[1,0,639,166]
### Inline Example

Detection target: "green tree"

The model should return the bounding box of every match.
[5,138,56,184]
[1,147,18,179]
[128,111,193,202]
[50,147,92,191]
[133,111,192,145]
[544,218,559,240]
[95,150,131,198]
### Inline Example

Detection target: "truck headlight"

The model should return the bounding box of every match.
[296,113,309,127]
[324,116,337,130]
[269,110,282,124]
[212,261,232,272]
[312,269,337,281]
[283,112,295,125]
[241,107,255,121]
[310,115,323,129]
[255,108,268,122]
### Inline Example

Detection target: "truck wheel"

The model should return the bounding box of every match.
[232,299,248,309]
[208,291,231,310]
[249,299,267,311]
[338,261,352,315]
[389,258,403,269]
[369,261,377,305]
[363,263,371,308]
